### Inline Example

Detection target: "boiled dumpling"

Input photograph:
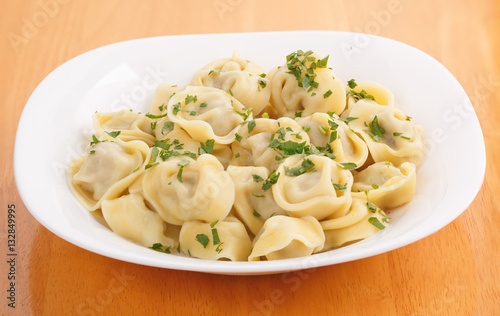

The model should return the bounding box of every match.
[296,112,368,167]
[101,193,177,248]
[227,165,286,236]
[345,99,424,167]
[93,110,156,146]
[191,51,271,116]
[272,155,353,220]
[249,215,325,261]
[351,161,416,209]
[267,51,345,118]
[179,217,252,261]
[166,86,250,144]
[141,154,234,225]
[70,136,150,211]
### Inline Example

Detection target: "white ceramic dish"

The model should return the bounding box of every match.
[14,31,485,275]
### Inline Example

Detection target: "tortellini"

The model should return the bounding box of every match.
[191,51,271,116]
[351,161,416,209]
[321,198,390,250]
[296,112,368,167]
[227,165,286,236]
[249,215,325,261]
[69,50,423,262]
[166,86,250,144]
[93,110,156,146]
[344,99,424,167]
[141,154,234,225]
[268,51,346,118]
[231,117,310,172]
[272,155,353,220]
[179,217,252,261]
[69,136,150,211]
[102,193,176,248]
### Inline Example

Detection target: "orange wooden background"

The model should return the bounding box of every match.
[1,0,499,315]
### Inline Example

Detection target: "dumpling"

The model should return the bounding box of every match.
[351,161,416,209]
[345,99,424,167]
[191,51,271,116]
[101,193,177,248]
[346,80,394,107]
[230,117,310,172]
[93,110,156,146]
[296,112,368,167]
[227,165,286,236]
[141,154,234,225]
[149,82,182,115]
[267,50,345,118]
[272,155,354,220]
[179,217,252,261]
[154,123,232,169]
[248,215,325,261]
[166,86,250,144]
[321,198,390,250]
[69,136,150,211]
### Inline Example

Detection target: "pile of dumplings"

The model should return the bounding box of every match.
[69,50,423,261]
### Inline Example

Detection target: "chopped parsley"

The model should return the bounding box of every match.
[285,50,328,94]
[294,111,303,118]
[332,183,347,192]
[340,117,358,124]
[161,121,175,135]
[364,115,385,142]
[229,89,234,96]
[211,228,221,245]
[252,209,261,217]
[195,234,209,248]
[90,134,100,146]
[262,170,280,191]
[262,112,270,119]
[368,217,386,230]
[347,79,357,89]
[185,95,197,105]
[146,113,168,119]
[338,162,357,170]
[247,120,256,133]
[252,174,265,182]
[176,159,190,182]
[235,153,240,158]
[284,159,315,176]
[151,121,157,130]
[372,183,380,189]
[89,150,95,155]
[105,131,121,138]
[208,69,221,75]
[234,108,252,121]
[200,102,207,108]
[235,133,242,142]
[366,191,377,213]
[323,90,333,98]
[149,243,171,254]
[348,89,376,101]
[198,139,215,155]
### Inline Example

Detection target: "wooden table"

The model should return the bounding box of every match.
[2,0,499,315]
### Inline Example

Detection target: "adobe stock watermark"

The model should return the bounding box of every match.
[340,0,411,62]
[212,0,245,21]
[8,0,71,53]
[109,64,168,112]
[421,73,499,159]
[76,267,135,316]
[250,256,320,316]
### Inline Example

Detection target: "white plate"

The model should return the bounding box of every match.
[14,31,485,275]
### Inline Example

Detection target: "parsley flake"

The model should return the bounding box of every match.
[195,234,209,248]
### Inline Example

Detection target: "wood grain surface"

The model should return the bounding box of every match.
[1,0,499,315]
